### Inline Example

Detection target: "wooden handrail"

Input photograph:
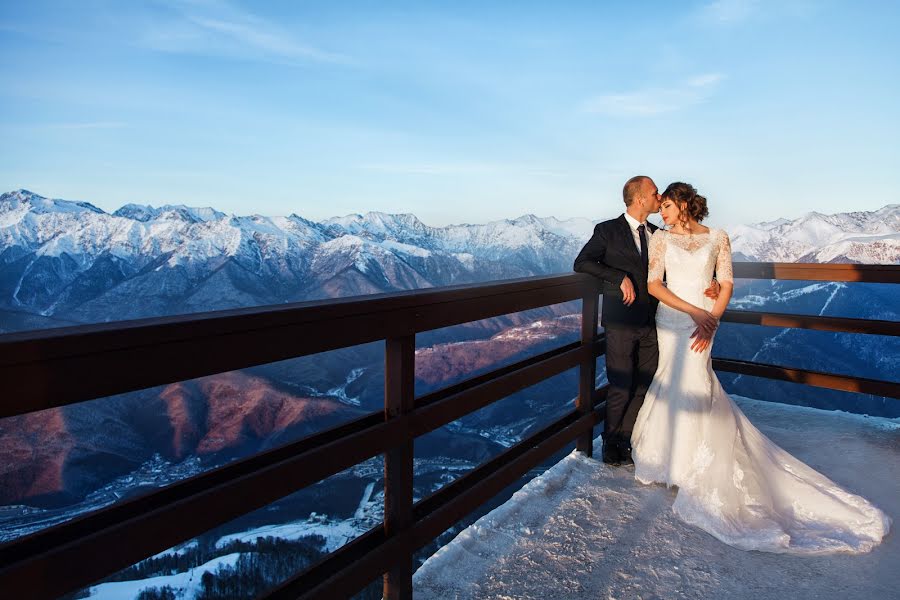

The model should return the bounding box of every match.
[271,400,609,600]
[3,262,898,418]
[0,262,897,599]
[411,342,584,437]
[0,330,607,599]
[713,358,900,399]
[0,273,589,417]
[721,310,900,336]
[731,262,900,283]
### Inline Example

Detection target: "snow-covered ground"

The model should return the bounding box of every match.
[87,553,241,600]
[414,396,900,600]
[214,515,367,554]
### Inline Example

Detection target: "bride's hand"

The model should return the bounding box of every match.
[691,334,712,353]
[690,308,718,336]
[690,330,713,353]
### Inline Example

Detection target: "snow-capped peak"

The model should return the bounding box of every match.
[1,189,105,215]
[1,189,896,325]
[323,211,430,242]
[113,203,226,223]
[728,204,899,263]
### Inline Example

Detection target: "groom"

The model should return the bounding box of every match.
[574,175,662,464]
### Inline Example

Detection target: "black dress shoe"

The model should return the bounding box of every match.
[602,441,623,465]
[618,440,634,465]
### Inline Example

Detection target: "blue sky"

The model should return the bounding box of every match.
[1,0,898,227]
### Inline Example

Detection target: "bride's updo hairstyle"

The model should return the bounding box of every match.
[662,182,709,224]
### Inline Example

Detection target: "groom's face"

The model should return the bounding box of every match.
[643,181,662,213]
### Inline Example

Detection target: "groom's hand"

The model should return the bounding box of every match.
[690,309,718,337]
[704,278,721,299]
[620,276,636,305]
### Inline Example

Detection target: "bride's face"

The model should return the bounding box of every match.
[659,198,682,225]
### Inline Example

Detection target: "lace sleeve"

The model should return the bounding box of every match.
[715,230,734,283]
[647,230,666,283]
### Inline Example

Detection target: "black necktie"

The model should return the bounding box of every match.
[637,224,648,270]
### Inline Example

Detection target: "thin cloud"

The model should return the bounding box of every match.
[359,163,573,177]
[583,73,725,117]
[139,0,352,65]
[359,163,499,176]
[45,122,128,130]
[696,0,816,26]
[699,0,760,25]
[687,73,724,87]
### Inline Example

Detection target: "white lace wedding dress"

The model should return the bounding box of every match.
[631,228,891,554]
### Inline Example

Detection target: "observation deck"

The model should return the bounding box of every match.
[0,262,897,599]
[414,396,899,599]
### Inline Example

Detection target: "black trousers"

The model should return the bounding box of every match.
[603,324,659,445]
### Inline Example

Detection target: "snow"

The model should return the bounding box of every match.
[808,236,900,264]
[113,204,226,223]
[4,189,895,318]
[0,200,29,227]
[354,482,377,519]
[323,211,429,241]
[533,215,596,240]
[453,252,476,270]
[214,515,367,553]
[320,233,366,252]
[87,553,241,600]
[414,396,900,600]
[3,190,897,279]
[326,367,365,405]
[148,540,199,561]
[380,239,433,257]
[491,314,580,342]
[727,204,900,263]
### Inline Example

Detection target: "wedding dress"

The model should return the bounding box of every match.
[630,228,891,554]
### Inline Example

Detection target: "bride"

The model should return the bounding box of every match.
[630,182,891,554]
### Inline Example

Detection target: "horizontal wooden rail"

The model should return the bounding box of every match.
[713,358,900,399]
[263,523,387,600]
[411,407,600,551]
[731,262,900,283]
[0,412,401,600]
[721,310,900,336]
[270,396,608,600]
[411,342,584,437]
[0,335,606,599]
[0,406,383,555]
[414,392,608,527]
[2,262,898,418]
[0,274,590,418]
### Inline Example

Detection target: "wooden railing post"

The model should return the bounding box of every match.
[384,335,416,600]
[577,291,599,456]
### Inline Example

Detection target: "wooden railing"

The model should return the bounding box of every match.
[0,263,897,600]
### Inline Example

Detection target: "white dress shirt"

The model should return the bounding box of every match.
[622,212,651,253]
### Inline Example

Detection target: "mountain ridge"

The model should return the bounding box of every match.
[1,189,897,331]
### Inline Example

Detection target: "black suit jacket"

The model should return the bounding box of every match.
[573,214,659,328]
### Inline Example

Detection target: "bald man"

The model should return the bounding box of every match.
[574,175,663,465]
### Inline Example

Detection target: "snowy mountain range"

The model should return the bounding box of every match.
[1,189,897,332]
[0,189,592,329]
[728,204,900,263]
